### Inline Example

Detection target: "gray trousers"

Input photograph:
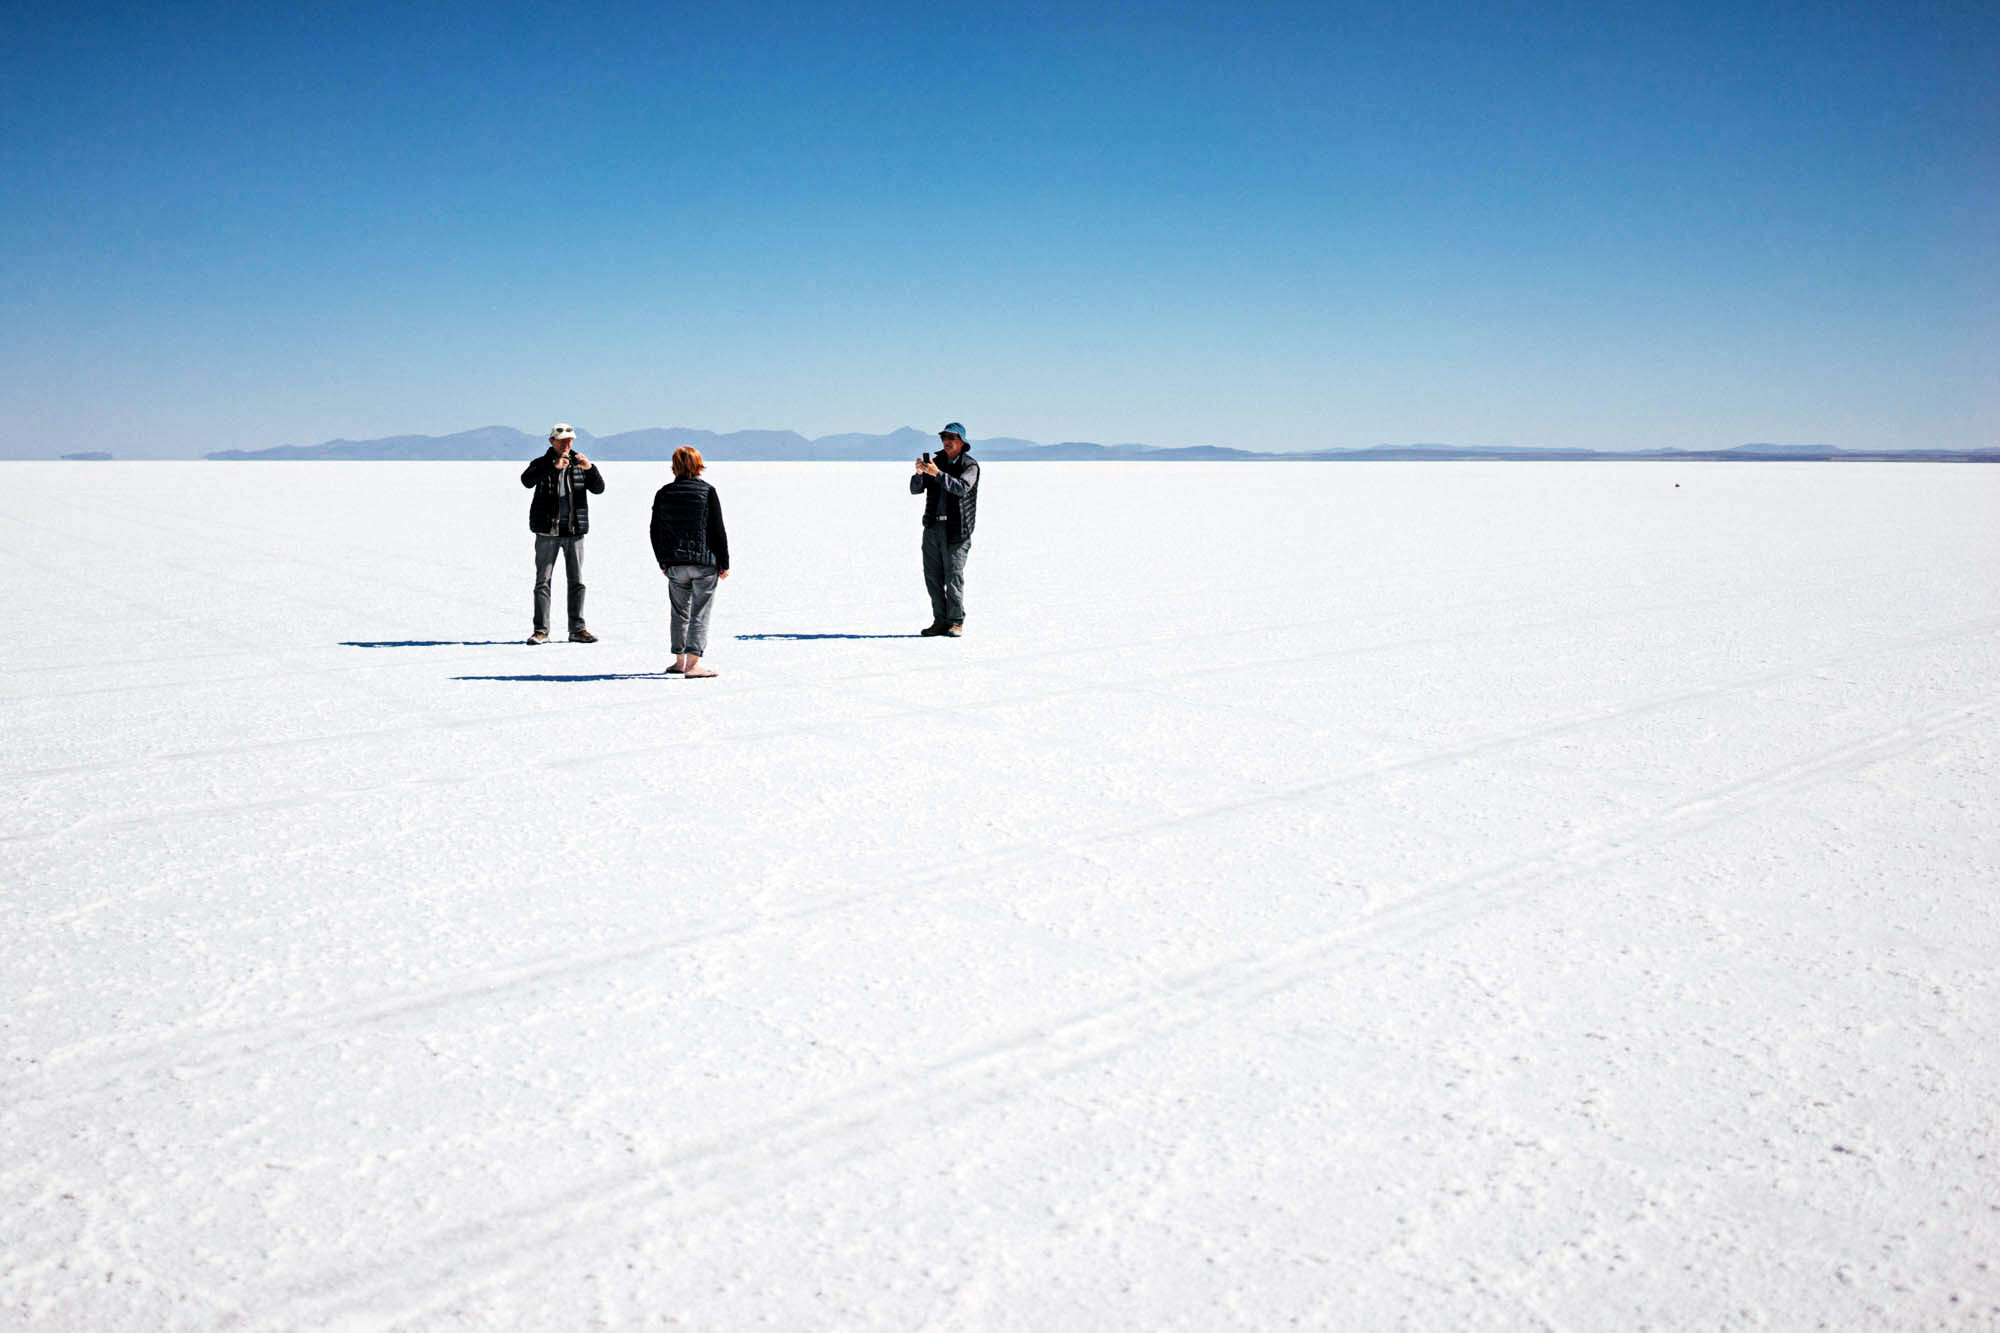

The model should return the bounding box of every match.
[666,564,720,656]
[533,534,586,635]
[922,525,972,626]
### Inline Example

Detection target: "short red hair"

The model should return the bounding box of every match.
[671,446,704,479]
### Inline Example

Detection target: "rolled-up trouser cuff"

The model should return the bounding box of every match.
[667,564,720,656]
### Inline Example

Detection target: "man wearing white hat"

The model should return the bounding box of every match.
[520,423,604,644]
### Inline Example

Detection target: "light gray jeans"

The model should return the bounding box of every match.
[666,564,720,656]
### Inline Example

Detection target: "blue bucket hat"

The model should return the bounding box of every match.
[939,422,968,442]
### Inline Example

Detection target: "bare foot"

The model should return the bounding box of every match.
[684,659,717,678]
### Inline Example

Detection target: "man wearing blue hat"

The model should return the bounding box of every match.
[910,422,980,637]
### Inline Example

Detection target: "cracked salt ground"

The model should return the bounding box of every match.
[4,460,1998,1329]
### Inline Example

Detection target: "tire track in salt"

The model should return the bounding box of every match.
[12,615,1995,1094]
[244,695,1996,1330]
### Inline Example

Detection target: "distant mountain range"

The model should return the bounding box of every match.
[195,427,2000,463]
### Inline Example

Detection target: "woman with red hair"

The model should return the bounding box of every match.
[648,446,731,677]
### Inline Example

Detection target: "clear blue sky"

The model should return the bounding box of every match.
[4,0,1994,456]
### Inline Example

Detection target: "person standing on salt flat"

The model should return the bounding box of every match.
[649,445,731,678]
[911,421,979,637]
[520,423,605,645]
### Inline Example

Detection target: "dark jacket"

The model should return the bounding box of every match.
[910,449,979,544]
[521,450,606,536]
[650,476,730,571]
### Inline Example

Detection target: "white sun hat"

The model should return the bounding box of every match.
[549,423,576,440]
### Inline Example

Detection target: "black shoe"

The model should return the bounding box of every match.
[569,629,598,643]
[920,623,947,636]
[527,630,548,645]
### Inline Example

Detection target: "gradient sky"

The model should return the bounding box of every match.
[4,0,1994,457]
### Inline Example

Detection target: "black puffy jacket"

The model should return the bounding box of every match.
[650,476,730,571]
[909,449,979,544]
[522,450,606,535]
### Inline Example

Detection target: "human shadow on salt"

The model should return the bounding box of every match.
[452,672,670,683]
[735,632,923,641]
[344,640,519,648]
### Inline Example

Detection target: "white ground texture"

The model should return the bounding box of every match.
[4,461,1998,1331]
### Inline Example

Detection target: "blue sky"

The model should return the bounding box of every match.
[4,0,1993,456]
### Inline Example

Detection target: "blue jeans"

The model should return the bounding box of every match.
[666,564,720,655]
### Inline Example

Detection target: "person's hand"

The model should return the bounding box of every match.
[719,569,730,580]
[916,459,939,477]
[554,453,570,468]
[572,453,591,470]
[661,566,671,577]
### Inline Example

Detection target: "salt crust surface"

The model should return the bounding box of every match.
[3,461,1997,1329]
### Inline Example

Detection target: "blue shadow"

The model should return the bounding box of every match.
[344,640,520,648]
[453,672,671,683]
[735,632,923,641]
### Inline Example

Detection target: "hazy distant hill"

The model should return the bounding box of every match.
[205,426,539,461]
[186,429,2000,464]
[208,426,933,462]
[204,428,1285,461]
